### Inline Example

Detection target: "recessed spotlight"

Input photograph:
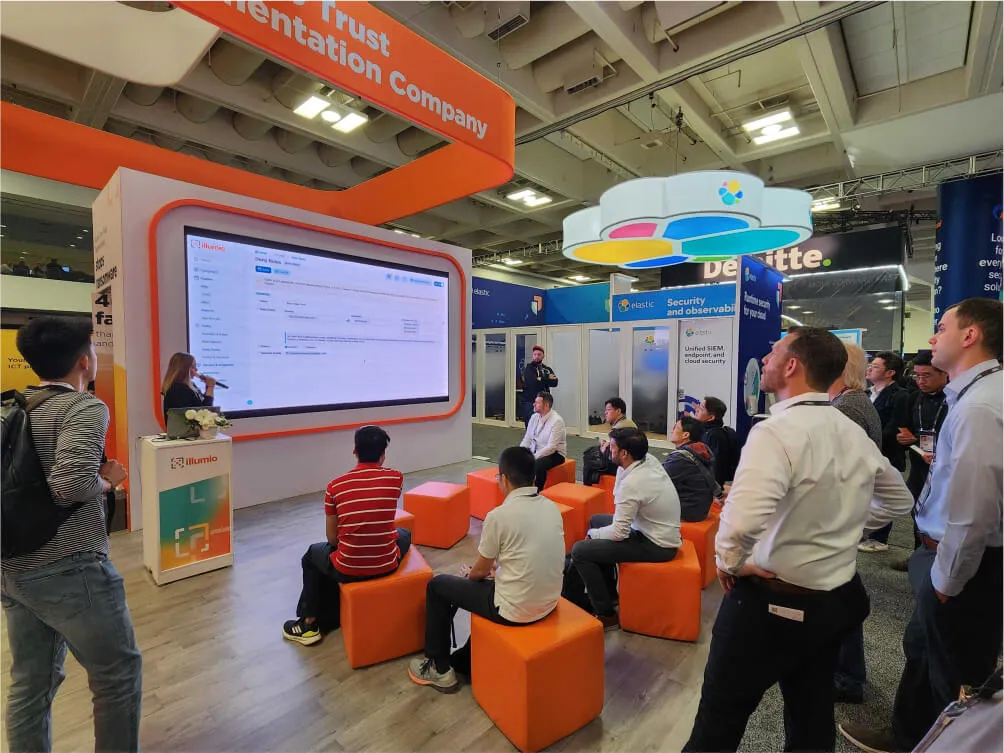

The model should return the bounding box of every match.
[753,126,800,145]
[742,109,793,132]
[320,110,342,124]
[787,304,801,310]
[293,96,331,119]
[501,258,523,266]
[811,199,842,213]
[884,305,897,310]
[332,111,368,133]
[567,274,590,282]
[69,244,76,248]
[82,229,89,233]
[878,298,893,304]
[76,236,83,240]
[525,195,553,207]
[801,310,814,314]
[506,188,553,208]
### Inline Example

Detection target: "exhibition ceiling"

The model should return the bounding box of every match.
[1,0,1001,303]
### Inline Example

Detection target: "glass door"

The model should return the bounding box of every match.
[584,326,623,436]
[628,324,673,446]
[480,329,508,425]
[546,325,583,433]
[511,328,542,427]
[470,333,478,419]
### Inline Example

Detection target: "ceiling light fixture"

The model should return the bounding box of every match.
[801,310,814,314]
[884,305,898,310]
[320,110,342,124]
[781,314,805,326]
[810,199,842,213]
[742,109,793,132]
[332,111,368,133]
[753,126,800,145]
[568,274,591,282]
[787,304,801,310]
[506,188,553,208]
[878,298,893,304]
[293,95,331,119]
[501,258,523,266]
[392,229,420,238]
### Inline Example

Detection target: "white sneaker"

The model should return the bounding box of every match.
[408,657,460,693]
[857,540,889,553]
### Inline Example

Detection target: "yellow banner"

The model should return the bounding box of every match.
[1,328,38,393]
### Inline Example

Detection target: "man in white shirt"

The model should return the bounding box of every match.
[520,392,567,491]
[684,327,913,753]
[561,427,682,630]
[841,298,1003,753]
[408,446,565,693]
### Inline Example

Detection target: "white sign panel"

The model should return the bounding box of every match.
[677,318,735,425]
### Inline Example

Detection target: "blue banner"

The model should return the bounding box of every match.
[472,277,544,329]
[734,256,784,442]
[611,284,736,322]
[933,174,1003,319]
[545,283,611,324]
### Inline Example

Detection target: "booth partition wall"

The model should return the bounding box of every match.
[471,319,724,448]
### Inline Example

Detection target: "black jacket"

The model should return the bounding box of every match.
[663,442,719,523]
[872,382,911,471]
[904,389,948,498]
[522,361,557,404]
[701,419,741,486]
[162,382,213,422]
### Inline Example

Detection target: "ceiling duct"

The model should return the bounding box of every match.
[534,35,620,93]
[498,3,588,69]
[398,128,443,156]
[316,143,352,167]
[232,112,273,140]
[563,51,617,96]
[350,156,385,179]
[366,113,412,143]
[208,39,267,86]
[272,70,324,110]
[641,1,729,44]
[122,83,163,106]
[151,133,185,151]
[449,2,486,38]
[274,129,313,154]
[104,120,138,138]
[175,93,220,123]
[486,1,531,41]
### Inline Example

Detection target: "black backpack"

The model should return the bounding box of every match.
[1,386,83,558]
[721,425,742,481]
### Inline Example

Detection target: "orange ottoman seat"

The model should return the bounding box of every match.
[543,458,576,488]
[403,481,469,548]
[596,474,616,514]
[339,548,433,668]
[553,503,580,553]
[471,599,604,753]
[680,516,720,589]
[618,539,702,642]
[467,467,504,520]
[542,483,606,540]
[394,508,415,532]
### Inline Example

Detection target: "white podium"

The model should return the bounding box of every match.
[139,434,234,585]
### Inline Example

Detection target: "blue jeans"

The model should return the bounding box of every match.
[1,552,143,753]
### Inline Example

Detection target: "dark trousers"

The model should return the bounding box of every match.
[868,521,893,544]
[533,453,564,492]
[424,574,521,675]
[561,514,677,617]
[834,624,867,694]
[295,529,411,631]
[891,546,1003,749]
[685,574,869,752]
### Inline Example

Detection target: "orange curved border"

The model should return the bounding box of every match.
[149,199,467,442]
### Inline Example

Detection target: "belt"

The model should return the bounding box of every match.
[748,575,824,596]
[918,533,939,550]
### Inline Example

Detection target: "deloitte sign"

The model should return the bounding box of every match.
[660,226,902,287]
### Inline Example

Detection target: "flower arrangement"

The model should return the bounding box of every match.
[185,408,231,431]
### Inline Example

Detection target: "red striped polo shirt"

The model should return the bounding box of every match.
[324,462,404,577]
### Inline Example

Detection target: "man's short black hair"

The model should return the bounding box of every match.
[874,351,905,380]
[678,415,704,443]
[702,396,727,420]
[785,327,849,391]
[16,316,93,379]
[354,425,390,463]
[498,446,535,488]
[605,396,626,413]
[536,391,554,407]
[609,427,648,461]
[950,298,1003,362]
[911,350,938,369]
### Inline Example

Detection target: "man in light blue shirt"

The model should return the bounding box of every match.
[841,298,1003,753]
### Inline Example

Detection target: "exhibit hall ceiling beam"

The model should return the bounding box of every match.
[516,0,882,145]
[779,1,857,176]
[565,1,744,170]
[71,71,126,130]
[965,0,1004,98]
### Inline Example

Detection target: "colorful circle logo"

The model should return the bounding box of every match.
[618,298,631,313]
[685,328,695,338]
[719,180,744,206]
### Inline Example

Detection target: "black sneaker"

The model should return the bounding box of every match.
[597,612,620,631]
[834,684,864,704]
[282,618,321,646]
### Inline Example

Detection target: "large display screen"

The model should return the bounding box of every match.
[184,227,450,418]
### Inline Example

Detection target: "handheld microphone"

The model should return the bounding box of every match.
[198,374,229,389]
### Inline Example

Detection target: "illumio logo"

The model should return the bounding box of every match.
[170,457,185,470]
[172,456,218,468]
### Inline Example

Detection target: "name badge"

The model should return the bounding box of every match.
[768,604,805,622]
[919,430,936,454]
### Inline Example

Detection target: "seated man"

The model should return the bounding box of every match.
[520,391,567,491]
[665,415,722,523]
[582,396,637,486]
[694,395,741,487]
[562,428,682,629]
[408,446,565,693]
[282,425,411,645]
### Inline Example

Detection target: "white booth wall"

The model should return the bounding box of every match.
[96,169,472,529]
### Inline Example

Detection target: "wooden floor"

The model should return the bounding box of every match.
[1,459,724,753]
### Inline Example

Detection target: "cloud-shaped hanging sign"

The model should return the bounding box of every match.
[562,171,813,269]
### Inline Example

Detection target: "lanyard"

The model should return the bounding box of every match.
[916,394,947,433]
[791,400,833,407]
[953,366,1002,403]
[533,412,552,445]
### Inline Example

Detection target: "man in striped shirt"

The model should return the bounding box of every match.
[2,316,141,753]
[283,425,411,645]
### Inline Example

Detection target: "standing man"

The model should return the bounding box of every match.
[694,396,740,487]
[521,345,557,424]
[562,427,681,630]
[582,397,636,486]
[519,392,566,491]
[408,446,564,692]
[840,298,1002,753]
[896,350,948,500]
[2,316,142,753]
[859,351,911,552]
[684,328,913,753]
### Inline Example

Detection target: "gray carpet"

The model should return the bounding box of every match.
[472,423,918,751]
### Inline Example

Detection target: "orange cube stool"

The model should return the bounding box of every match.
[597,474,616,514]
[467,467,504,520]
[542,483,606,540]
[618,539,701,642]
[709,500,723,519]
[471,599,604,753]
[394,508,415,532]
[338,548,433,668]
[553,503,580,553]
[544,458,576,488]
[680,515,720,589]
[403,481,469,548]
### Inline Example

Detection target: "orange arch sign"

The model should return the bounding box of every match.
[1,0,515,226]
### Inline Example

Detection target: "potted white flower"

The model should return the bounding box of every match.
[184,408,232,440]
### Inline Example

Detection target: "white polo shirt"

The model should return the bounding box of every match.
[478,485,565,623]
